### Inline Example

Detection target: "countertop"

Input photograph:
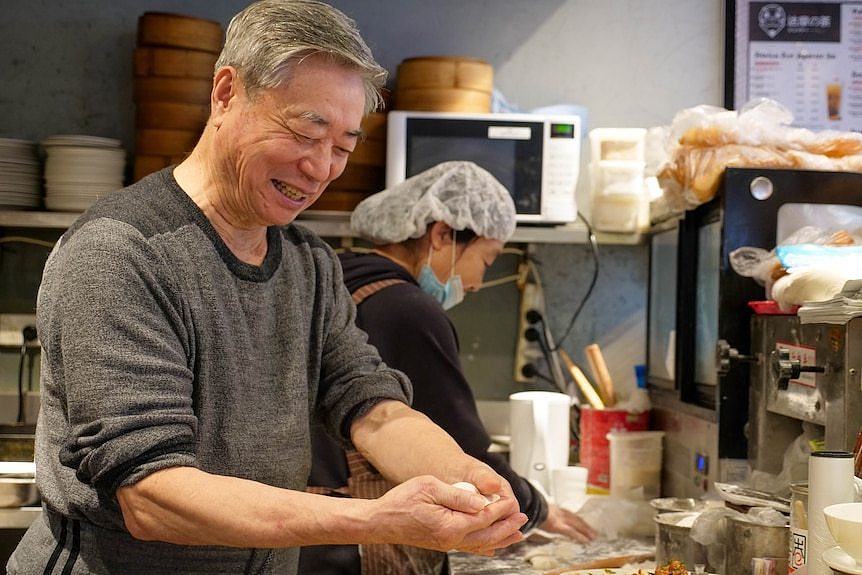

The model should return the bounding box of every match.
[448,531,655,574]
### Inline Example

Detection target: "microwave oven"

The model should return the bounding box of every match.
[385,111,582,224]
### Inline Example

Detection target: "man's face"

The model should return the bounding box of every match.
[214,55,366,227]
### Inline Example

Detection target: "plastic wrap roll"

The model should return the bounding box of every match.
[808,451,854,575]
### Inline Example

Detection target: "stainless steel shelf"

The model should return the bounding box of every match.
[295,211,643,245]
[0,506,40,529]
[0,210,643,245]
[0,211,79,229]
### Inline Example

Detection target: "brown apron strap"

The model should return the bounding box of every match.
[350,278,407,306]
[309,276,443,573]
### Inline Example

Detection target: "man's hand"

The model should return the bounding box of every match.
[369,475,528,556]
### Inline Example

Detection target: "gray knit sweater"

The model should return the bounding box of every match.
[8,169,411,574]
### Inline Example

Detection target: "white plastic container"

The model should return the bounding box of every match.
[592,160,645,196]
[589,127,646,163]
[607,430,664,499]
[591,194,642,233]
[589,158,646,232]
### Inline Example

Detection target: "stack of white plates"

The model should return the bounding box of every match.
[0,138,41,210]
[42,135,126,212]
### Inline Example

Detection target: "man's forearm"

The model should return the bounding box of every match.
[351,400,482,484]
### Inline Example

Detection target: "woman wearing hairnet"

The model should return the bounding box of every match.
[300,161,595,575]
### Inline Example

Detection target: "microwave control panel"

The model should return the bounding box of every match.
[541,120,581,222]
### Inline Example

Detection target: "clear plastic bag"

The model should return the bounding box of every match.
[656,98,862,210]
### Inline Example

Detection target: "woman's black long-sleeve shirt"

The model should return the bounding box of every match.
[300,252,548,574]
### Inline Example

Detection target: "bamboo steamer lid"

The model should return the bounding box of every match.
[136,101,210,131]
[134,77,213,104]
[135,128,201,156]
[393,87,491,113]
[396,56,493,92]
[138,12,224,54]
[134,47,217,79]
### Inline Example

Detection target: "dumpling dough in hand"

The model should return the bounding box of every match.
[451,481,500,507]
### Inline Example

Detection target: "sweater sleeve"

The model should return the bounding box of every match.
[356,284,548,529]
[41,219,199,492]
[309,240,413,447]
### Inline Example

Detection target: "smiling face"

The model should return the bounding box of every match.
[209,54,366,228]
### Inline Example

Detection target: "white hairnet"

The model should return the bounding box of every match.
[350,161,517,244]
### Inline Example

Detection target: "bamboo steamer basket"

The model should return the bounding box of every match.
[360,112,387,142]
[137,12,224,54]
[394,56,493,112]
[315,150,386,211]
[134,76,213,105]
[136,101,210,131]
[394,87,491,113]
[348,138,386,167]
[135,128,201,156]
[312,189,376,212]
[396,56,493,91]
[134,47,217,79]
[331,163,384,191]
[133,154,187,182]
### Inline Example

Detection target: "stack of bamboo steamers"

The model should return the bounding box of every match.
[132,12,224,182]
[317,56,493,211]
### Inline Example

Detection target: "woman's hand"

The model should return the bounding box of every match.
[540,504,597,543]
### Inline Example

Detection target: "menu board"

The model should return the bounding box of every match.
[732,1,862,132]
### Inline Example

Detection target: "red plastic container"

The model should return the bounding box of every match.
[579,407,650,491]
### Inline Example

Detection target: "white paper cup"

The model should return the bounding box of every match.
[551,465,588,510]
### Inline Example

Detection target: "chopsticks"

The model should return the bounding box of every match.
[542,551,655,575]
[584,343,616,407]
[558,349,604,410]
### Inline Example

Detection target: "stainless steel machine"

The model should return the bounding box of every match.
[647,168,862,497]
[747,314,862,475]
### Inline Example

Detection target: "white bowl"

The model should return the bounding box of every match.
[824,502,862,565]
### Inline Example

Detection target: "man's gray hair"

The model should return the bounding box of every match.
[215,0,387,114]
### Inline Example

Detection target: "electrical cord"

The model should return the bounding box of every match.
[550,212,600,350]
[17,325,38,424]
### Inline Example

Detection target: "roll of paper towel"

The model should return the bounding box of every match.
[808,451,854,575]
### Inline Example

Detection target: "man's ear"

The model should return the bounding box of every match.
[210,66,239,128]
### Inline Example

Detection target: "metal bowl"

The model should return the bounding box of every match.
[650,497,705,513]
[0,477,38,508]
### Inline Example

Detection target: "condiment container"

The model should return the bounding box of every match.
[808,451,855,575]
[789,481,808,574]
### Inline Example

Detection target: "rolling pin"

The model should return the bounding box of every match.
[558,349,604,410]
[543,551,655,575]
[584,343,616,407]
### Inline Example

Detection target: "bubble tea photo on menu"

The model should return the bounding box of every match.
[827,81,842,121]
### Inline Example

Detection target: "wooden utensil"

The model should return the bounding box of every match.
[558,349,604,410]
[543,551,655,575]
[585,343,616,407]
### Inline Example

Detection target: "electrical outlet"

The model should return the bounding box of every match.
[0,314,39,348]
[513,282,545,384]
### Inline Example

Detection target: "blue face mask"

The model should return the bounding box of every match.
[417,234,464,310]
